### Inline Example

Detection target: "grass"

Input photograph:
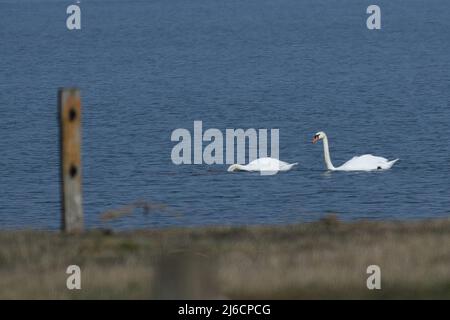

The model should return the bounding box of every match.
[0,216,450,299]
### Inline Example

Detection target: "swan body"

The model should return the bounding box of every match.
[227,157,298,173]
[312,131,398,171]
[334,154,398,171]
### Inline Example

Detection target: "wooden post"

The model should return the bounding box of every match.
[58,88,84,233]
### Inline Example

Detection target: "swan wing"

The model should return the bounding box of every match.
[337,154,398,171]
[232,158,297,172]
[246,158,285,171]
[279,161,299,171]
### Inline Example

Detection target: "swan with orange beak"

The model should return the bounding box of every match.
[312,131,398,171]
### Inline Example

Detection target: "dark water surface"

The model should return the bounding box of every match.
[1,0,449,229]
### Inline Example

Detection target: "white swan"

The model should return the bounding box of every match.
[312,131,398,171]
[227,157,298,174]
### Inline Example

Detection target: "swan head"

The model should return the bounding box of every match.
[312,131,326,144]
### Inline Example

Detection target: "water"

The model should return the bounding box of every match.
[0,0,449,229]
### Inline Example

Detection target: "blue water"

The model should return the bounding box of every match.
[0,0,449,229]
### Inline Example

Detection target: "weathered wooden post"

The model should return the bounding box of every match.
[58,88,84,233]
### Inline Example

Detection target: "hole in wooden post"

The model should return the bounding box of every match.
[69,165,78,178]
[69,108,77,122]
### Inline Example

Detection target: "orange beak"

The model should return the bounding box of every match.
[312,136,320,144]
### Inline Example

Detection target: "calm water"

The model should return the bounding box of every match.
[0,0,449,229]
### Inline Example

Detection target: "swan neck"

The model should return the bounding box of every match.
[322,135,335,170]
[229,164,244,172]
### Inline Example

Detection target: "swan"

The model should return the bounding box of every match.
[312,131,398,171]
[227,157,298,174]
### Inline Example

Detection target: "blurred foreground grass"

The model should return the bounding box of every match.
[1,217,450,299]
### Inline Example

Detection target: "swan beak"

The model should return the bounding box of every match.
[312,136,319,144]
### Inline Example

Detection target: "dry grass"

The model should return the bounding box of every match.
[0,217,450,299]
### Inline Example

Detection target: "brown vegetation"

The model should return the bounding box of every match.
[0,217,449,299]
